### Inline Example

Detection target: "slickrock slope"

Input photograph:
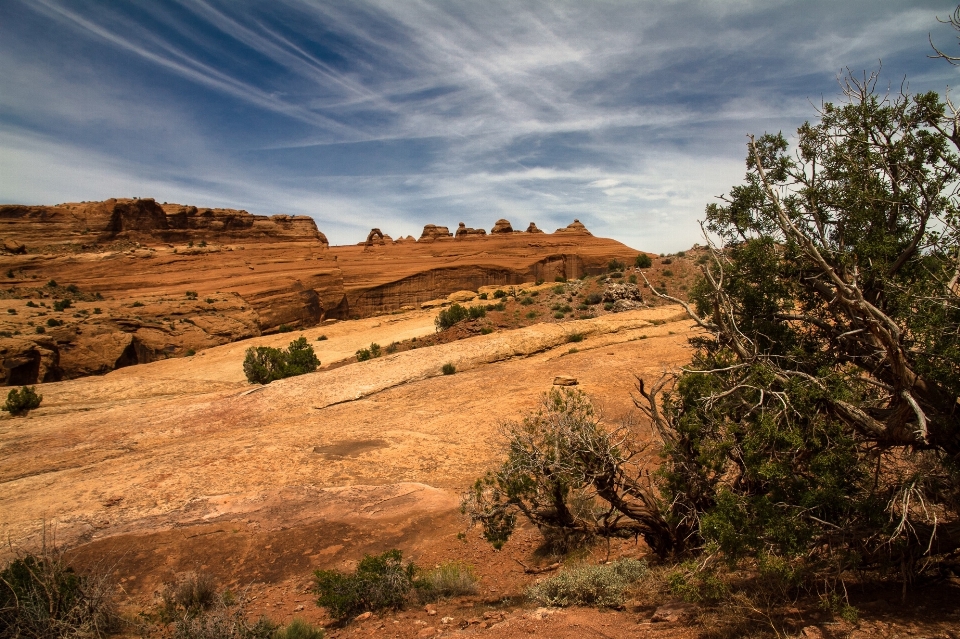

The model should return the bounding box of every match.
[0,199,645,382]
[0,305,695,552]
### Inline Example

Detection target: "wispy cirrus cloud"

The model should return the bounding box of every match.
[1,0,957,250]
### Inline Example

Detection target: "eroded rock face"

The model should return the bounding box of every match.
[491,219,514,234]
[455,223,486,238]
[0,199,643,382]
[419,225,453,241]
[525,222,544,233]
[0,199,327,248]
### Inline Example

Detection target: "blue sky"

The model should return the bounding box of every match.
[2,1,958,251]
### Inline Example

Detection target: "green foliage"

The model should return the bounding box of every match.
[52,299,71,312]
[627,274,637,284]
[277,324,293,333]
[185,349,196,356]
[34,326,45,334]
[527,559,647,608]
[131,301,145,307]
[442,363,456,375]
[26,301,37,308]
[46,318,62,327]
[243,337,320,384]
[186,291,198,300]
[485,302,506,312]
[435,303,485,330]
[519,297,534,306]
[661,269,673,277]
[93,307,101,314]
[161,572,217,618]
[0,548,115,638]
[4,386,42,414]
[492,289,507,299]
[316,335,327,341]
[369,343,382,358]
[607,259,626,272]
[478,292,488,300]
[567,333,584,343]
[584,293,602,305]
[314,550,415,620]
[554,276,566,282]
[635,254,652,268]
[46,280,57,288]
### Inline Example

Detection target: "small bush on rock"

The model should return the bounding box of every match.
[243,337,319,384]
[3,386,42,415]
[415,561,478,600]
[442,363,456,375]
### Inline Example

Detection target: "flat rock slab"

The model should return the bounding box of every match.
[553,375,578,386]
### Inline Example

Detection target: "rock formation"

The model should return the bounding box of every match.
[491,219,514,234]
[0,198,327,248]
[0,199,644,383]
[455,223,487,238]
[525,222,544,233]
[602,282,644,311]
[418,224,453,241]
[556,219,591,235]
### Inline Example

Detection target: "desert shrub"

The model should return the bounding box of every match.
[273,618,325,639]
[634,254,652,268]
[185,349,196,356]
[442,363,456,375]
[131,301,145,307]
[552,285,565,295]
[186,291,198,300]
[603,302,613,311]
[553,312,564,319]
[355,348,371,362]
[609,272,623,278]
[53,299,71,312]
[4,386,42,414]
[46,318,62,327]
[46,280,57,288]
[492,289,507,299]
[161,572,218,617]
[0,545,116,638]
[519,297,534,306]
[660,257,673,265]
[436,304,485,331]
[66,284,80,294]
[478,292,488,300]
[526,310,537,319]
[314,550,415,620]
[26,301,37,308]
[567,333,584,343]
[607,259,625,272]
[6,308,15,315]
[277,324,293,333]
[243,337,319,384]
[584,293,602,305]
[5,270,13,278]
[316,335,327,341]
[527,559,647,608]
[385,342,398,354]
[35,326,45,334]
[554,276,566,282]
[628,274,637,284]
[485,302,506,312]
[93,307,102,314]
[415,561,478,600]
[662,269,674,277]
[170,604,275,639]
[199,240,207,248]
[675,251,686,257]
[480,327,493,335]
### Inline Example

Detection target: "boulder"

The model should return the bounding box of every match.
[447,290,477,302]
[455,222,487,238]
[419,224,453,241]
[491,219,514,234]
[651,602,698,623]
[553,375,578,386]
[525,222,544,233]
